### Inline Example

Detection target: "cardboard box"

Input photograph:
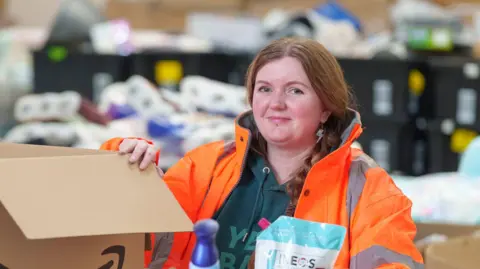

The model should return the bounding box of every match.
[425,235,480,269]
[153,0,246,10]
[415,222,480,241]
[107,0,246,10]
[106,0,242,31]
[0,142,192,268]
[245,0,321,17]
[106,1,186,31]
[415,222,480,257]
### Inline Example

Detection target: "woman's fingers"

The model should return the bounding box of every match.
[129,140,149,163]
[118,139,138,154]
[118,138,160,171]
[139,146,158,170]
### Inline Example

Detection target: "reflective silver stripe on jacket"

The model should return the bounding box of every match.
[347,153,424,269]
[149,233,174,269]
[350,245,424,269]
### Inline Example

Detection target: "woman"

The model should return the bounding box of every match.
[101,37,423,269]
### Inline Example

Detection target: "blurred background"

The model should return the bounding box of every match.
[1,0,480,267]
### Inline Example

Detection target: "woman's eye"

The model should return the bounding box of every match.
[258,86,271,92]
[290,88,304,94]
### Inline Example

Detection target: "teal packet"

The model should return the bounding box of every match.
[255,216,347,269]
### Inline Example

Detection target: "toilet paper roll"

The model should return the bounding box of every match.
[161,89,187,111]
[3,123,40,143]
[97,82,130,114]
[45,123,78,146]
[12,122,77,145]
[3,122,78,145]
[126,77,176,117]
[14,95,39,122]
[4,123,44,143]
[180,76,248,116]
[58,91,82,117]
[126,75,153,87]
[177,77,200,113]
[45,91,82,120]
[72,140,102,150]
[182,126,216,153]
[14,92,82,122]
[70,121,115,148]
[41,93,61,120]
[107,117,148,138]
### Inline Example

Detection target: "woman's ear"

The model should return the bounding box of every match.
[320,110,331,123]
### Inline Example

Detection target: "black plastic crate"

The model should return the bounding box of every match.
[33,49,131,102]
[131,50,253,90]
[428,57,480,130]
[426,119,479,173]
[338,58,433,122]
[357,119,428,176]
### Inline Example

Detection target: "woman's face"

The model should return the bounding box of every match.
[252,56,330,149]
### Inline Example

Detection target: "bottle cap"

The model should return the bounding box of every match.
[194,219,219,238]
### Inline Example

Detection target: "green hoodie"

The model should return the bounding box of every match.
[212,150,291,269]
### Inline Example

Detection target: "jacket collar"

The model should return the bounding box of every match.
[233,109,363,167]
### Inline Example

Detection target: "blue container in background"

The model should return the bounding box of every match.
[313,1,362,32]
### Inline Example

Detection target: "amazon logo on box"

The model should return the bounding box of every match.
[0,245,125,269]
[0,142,193,269]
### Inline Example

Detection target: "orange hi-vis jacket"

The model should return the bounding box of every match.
[100,110,424,269]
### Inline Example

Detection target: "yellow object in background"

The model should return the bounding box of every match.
[155,60,183,85]
[451,128,478,153]
[408,69,425,96]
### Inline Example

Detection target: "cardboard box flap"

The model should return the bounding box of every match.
[0,142,112,159]
[0,143,193,240]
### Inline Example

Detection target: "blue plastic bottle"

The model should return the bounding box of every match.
[189,219,220,269]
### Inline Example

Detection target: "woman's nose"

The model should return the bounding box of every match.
[269,93,287,110]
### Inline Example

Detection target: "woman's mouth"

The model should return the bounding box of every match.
[267,116,290,124]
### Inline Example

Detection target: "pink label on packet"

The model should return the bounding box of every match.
[258,218,271,230]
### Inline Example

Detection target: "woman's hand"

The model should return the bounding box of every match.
[118,138,164,176]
